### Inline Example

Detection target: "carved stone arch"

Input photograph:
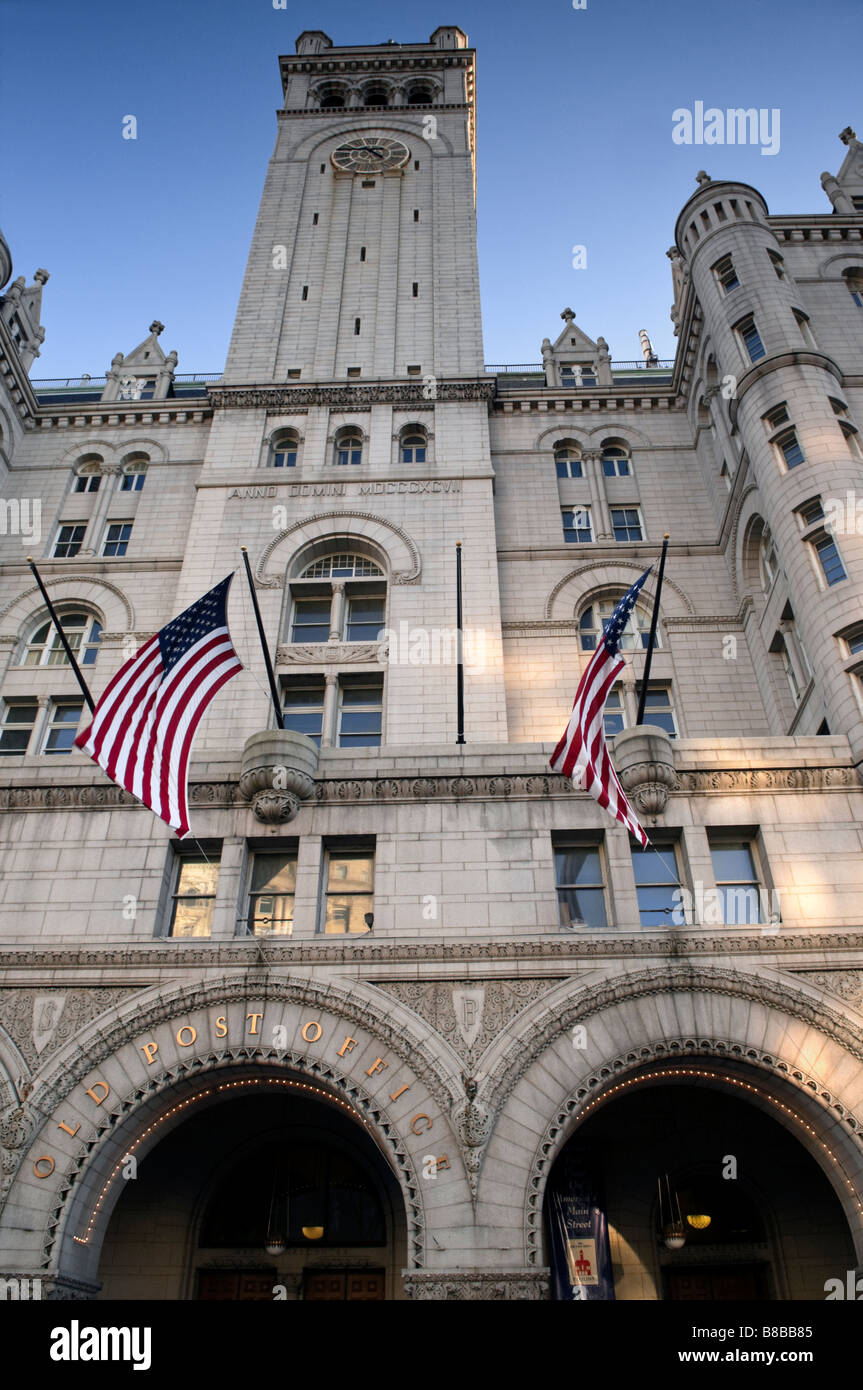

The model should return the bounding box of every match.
[731,481,765,603]
[256,512,422,588]
[16,973,472,1280]
[56,439,117,469]
[473,965,863,1265]
[545,560,694,620]
[117,437,167,466]
[586,422,651,448]
[0,576,135,644]
[817,250,863,280]
[534,424,588,452]
[293,122,453,162]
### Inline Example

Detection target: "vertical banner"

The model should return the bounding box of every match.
[547,1146,615,1301]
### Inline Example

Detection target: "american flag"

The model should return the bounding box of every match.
[550,568,653,848]
[75,575,243,838]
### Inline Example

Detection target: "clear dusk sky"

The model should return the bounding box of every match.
[0,0,856,379]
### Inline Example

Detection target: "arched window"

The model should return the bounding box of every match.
[22,610,102,667]
[400,428,427,464]
[842,266,863,308]
[363,83,389,107]
[601,445,631,477]
[120,454,148,491]
[317,83,347,109]
[73,454,103,494]
[579,596,656,652]
[271,431,299,468]
[759,533,779,591]
[334,429,363,466]
[406,82,434,105]
[300,554,383,579]
[554,441,582,478]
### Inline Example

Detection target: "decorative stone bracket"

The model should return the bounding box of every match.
[612,724,678,816]
[238,729,319,824]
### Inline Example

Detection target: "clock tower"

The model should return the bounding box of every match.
[222,27,483,383]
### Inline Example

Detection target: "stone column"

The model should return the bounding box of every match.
[329,581,346,640]
[321,671,339,747]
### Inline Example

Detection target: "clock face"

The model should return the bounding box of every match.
[331,137,410,174]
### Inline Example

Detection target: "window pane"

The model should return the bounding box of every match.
[632,845,677,885]
[554,847,602,887]
[636,884,679,927]
[710,843,756,882]
[557,887,607,929]
[171,898,215,937]
[177,859,220,897]
[327,852,374,891]
[717,885,762,925]
[324,894,374,933]
[251,854,297,895]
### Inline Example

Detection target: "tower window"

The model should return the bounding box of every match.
[774,426,805,470]
[412,282,418,297]
[360,246,366,261]
[301,286,309,301]
[413,209,420,222]
[313,213,319,225]
[736,315,766,364]
[811,532,847,586]
[601,446,631,477]
[74,473,101,494]
[793,310,817,349]
[361,181,376,189]
[414,161,420,170]
[713,254,740,295]
[120,459,148,491]
[768,250,785,279]
[271,431,299,469]
[354,318,361,335]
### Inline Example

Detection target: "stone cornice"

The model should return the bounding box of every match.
[33,404,210,428]
[277,102,471,117]
[0,761,859,815]
[2,930,863,971]
[209,381,495,410]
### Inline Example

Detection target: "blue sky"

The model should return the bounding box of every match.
[0,0,856,378]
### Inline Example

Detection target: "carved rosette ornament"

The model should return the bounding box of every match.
[612,724,678,816]
[238,730,319,825]
[0,1098,34,1211]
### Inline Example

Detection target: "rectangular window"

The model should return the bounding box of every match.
[137,379,156,400]
[767,250,785,279]
[302,286,309,300]
[794,311,816,348]
[763,403,789,430]
[74,475,101,493]
[708,838,763,925]
[713,254,740,294]
[737,316,766,363]
[631,841,681,927]
[291,596,331,643]
[102,521,132,557]
[120,470,146,491]
[281,677,325,746]
[0,699,38,755]
[603,686,626,738]
[413,208,419,220]
[359,245,366,260]
[611,507,644,542]
[797,498,824,527]
[53,523,86,558]
[345,595,385,643]
[354,318,361,334]
[554,842,608,929]
[813,533,847,586]
[843,625,863,656]
[555,458,583,478]
[247,851,297,936]
[562,506,592,543]
[776,427,805,469]
[313,213,319,225]
[338,675,383,748]
[322,844,374,934]
[273,447,297,468]
[42,700,83,754]
[169,854,220,938]
[412,282,418,297]
[635,683,677,737]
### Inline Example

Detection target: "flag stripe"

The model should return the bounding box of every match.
[74,576,242,837]
[549,569,652,849]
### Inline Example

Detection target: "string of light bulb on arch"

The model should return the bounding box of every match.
[568,1065,863,1222]
[71,1077,367,1247]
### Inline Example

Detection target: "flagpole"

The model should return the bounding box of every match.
[455,541,465,745]
[240,547,284,730]
[26,557,96,713]
[635,534,669,727]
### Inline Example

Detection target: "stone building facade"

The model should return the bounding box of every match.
[0,28,862,1301]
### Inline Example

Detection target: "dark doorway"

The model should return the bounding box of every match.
[303,1269,386,1300]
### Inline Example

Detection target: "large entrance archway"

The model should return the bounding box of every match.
[97,1070,407,1300]
[542,1061,857,1301]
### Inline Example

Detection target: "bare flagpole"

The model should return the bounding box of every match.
[26,557,95,712]
[635,534,669,727]
[240,547,284,730]
[455,541,465,745]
